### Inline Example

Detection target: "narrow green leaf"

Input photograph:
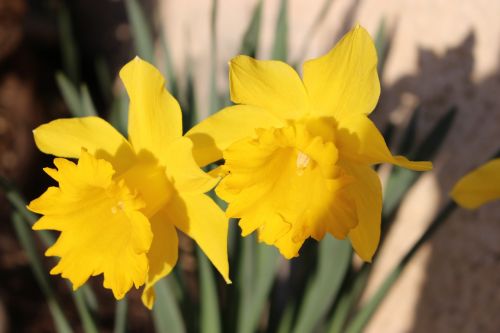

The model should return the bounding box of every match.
[240,0,263,57]
[395,107,419,157]
[95,57,113,103]
[57,4,79,83]
[292,237,352,333]
[276,302,295,333]
[198,247,221,333]
[238,242,279,333]
[113,298,128,333]
[409,107,457,161]
[383,107,457,219]
[12,212,73,333]
[159,29,178,96]
[55,72,83,117]
[296,0,335,62]
[108,91,129,136]
[374,18,388,74]
[344,202,456,333]
[152,278,186,333]
[236,236,256,333]
[81,284,99,313]
[72,290,99,333]
[327,267,370,333]
[208,0,219,115]
[272,0,288,61]
[125,0,155,63]
[80,85,98,116]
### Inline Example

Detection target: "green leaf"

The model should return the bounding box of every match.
[12,212,73,333]
[327,267,370,333]
[113,298,128,333]
[55,72,83,117]
[276,302,295,333]
[208,0,219,115]
[198,247,221,333]
[292,237,352,333]
[159,29,178,96]
[80,84,97,116]
[374,18,389,74]
[152,278,186,333]
[57,4,79,84]
[295,0,335,61]
[344,202,456,333]
[240,0,263,57]
[108,91,129,136]
[272,0,288,61]
[383,107,457,219]
[236,236,256,333]
[125,0,155,63]
[72,290,99,333]
[94,57,113,103]
[237,239,280,333]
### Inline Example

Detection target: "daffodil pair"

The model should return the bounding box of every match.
[29,25,433,308]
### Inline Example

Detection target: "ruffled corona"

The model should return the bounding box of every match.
[217,121,356,258]
[29,151,153,299]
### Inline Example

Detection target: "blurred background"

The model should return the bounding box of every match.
[1,0,500,332]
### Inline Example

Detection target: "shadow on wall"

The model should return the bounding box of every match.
[377,31,500,332]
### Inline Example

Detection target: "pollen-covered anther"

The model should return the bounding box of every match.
[296,151,311,176]
[111,201,125,214]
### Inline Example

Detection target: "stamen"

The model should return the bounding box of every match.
[111,201,125,214]
[296,151,310,176]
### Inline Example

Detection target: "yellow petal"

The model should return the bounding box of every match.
[451,158,500,209]
[344,163,382,262]
[229,55,310,120]
[165,193,230,283]
[33,117,135,173]
[120,57,182,156]
[141,210,178,309]
[303,25,380,120]
[186,105,284,167]
[336,114,432,171]
[164,137,218,194]
[28,151,152,298]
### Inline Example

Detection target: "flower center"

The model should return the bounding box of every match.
[118,162,173,218]
[217,120,357,258]
[296,151,311,176]
[111,200,125,214]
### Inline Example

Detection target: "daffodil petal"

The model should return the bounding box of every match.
[451,158,500,209]
[186,105,284,167]
[28,151,152,298]
[33,117,135,173]
[344,163,382,262]
[229,55,310,120]
[337,114,433,171]
[164,137,219,193]
[303,25,380,120]
[120,57,182,156]
[165,193,230,283]
[141,210,178,309]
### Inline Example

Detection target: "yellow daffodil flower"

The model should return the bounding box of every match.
[187,25,432,261]
[27,57,230,309]
[451,158,500,209]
